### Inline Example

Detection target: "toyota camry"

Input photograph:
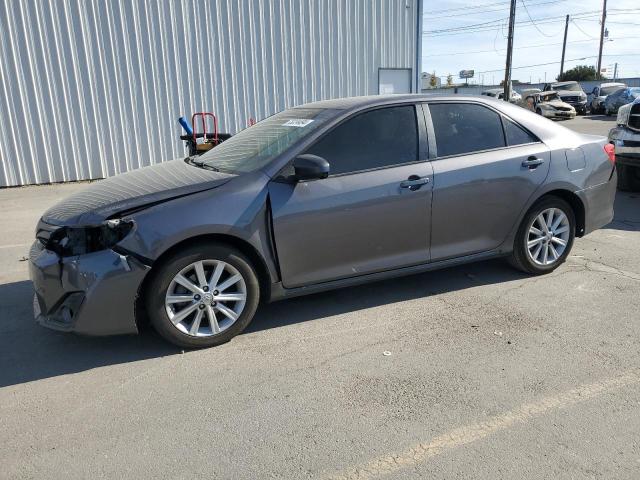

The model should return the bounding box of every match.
[29,95,617,348]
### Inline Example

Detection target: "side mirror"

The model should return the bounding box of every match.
[293,154,330,181]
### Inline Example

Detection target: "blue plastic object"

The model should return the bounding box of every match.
[178,116,193,135]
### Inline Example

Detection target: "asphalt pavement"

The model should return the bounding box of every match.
[1,114,639,479]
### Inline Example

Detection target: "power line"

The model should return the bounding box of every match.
[423,0,512,15]
[519,0,558,37]
[422,38,598,57]
[423,0,565,20]
[474,56,596,75]
[424,11,603,36]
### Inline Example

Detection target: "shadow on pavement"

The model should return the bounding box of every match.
[2,194,635,389]
[603,191,640,232]
[582,115,617,122]
[249,259,526,334]
[0,280,178,388]
[0,259,526,389]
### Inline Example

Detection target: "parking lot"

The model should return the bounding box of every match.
[1,114,639,479]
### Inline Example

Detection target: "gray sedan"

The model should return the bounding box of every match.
[29,95,617,348]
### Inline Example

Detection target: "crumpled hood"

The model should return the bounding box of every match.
[42,158,235,226]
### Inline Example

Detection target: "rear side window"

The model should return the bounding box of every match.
[503,117,538,146]
[305,105,418,175]
[429,103,505,157]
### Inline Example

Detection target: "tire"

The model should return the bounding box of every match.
[536,108,542,116]
[617,164,640,192]
[509,196,576,275]
[145,243,260,348]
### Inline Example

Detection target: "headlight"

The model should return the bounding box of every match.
[617,103,632,126]
[47,219,134,257]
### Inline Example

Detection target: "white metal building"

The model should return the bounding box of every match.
[0,0,422,187]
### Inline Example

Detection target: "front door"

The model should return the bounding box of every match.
[269,104,433,288]
[426,102,550,261]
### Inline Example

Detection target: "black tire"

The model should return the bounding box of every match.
[145,243,260,348]
[536,108,542,115]
[509,196,576,275]
[617,164,640,192]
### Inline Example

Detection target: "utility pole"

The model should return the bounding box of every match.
[613,62,618,80]
[596,0,607,76]
[559,15,570,79]
[503,0,517,101]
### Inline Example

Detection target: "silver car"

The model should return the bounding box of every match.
[29,95,617,348]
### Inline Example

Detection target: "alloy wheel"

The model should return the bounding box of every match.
[165,260,247,337]
[526,207,571,266]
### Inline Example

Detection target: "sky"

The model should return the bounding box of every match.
[421,0,640,86]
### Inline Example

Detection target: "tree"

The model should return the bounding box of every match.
[430,71,437,88]
[446,74,453,87]
[556,65,603,82]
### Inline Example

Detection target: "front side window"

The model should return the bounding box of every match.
[429,103,505,157]
[305,105,418,176]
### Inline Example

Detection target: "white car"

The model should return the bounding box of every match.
[520,91,576,120]
[481,88,522,103]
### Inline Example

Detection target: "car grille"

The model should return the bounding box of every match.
[556,106,572,111]
[629,104,640,131]
[564,96,581,102]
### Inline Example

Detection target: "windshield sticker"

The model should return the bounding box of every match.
[282,119,314,128]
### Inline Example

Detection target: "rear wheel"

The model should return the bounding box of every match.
[617,164,640,192]
[509,196,576,275]
[146,243,260,348]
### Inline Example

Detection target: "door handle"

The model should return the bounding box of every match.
[522,156,544,169]
[400,175,430,190]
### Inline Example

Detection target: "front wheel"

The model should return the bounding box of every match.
[509,196,576,275]
[146,243,260,348]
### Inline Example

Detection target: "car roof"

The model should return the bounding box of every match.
[600,82,626,87]
[296,93,502,111]
[551,81,579,86]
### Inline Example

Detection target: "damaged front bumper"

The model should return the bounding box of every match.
[28,240,150,336]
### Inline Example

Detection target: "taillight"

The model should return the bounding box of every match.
[604,143,615,164]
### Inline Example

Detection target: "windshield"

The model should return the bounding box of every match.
[630,88,640,99]
[601,86,625,96]
[197,108,336,173]
[542,92,560,101]
[553,83,582,92]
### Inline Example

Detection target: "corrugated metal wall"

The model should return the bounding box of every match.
[0,0,418,187]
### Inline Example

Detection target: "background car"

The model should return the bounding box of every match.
[520,91,576,120]
[589,82,626,114]
[609,97,640,191]
[543,81,588,115]
[29,95,617,348]
[604,87,640,116]
[481,88,522,103]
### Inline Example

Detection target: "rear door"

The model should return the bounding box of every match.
[426,102,550,261]
[268,104,433,288]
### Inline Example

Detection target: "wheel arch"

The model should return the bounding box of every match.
[534,189,586,237]
[134,234,273,329]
